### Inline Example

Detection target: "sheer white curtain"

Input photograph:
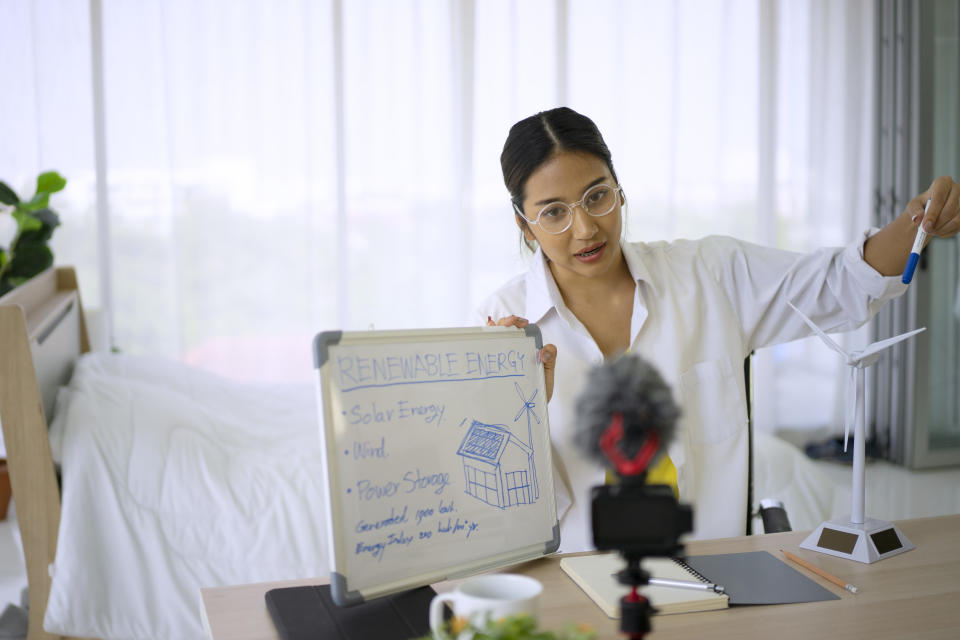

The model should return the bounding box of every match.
[0,0,873,433]
[758,0,876,435]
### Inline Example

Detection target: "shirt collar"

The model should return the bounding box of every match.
[620,241,659,297]
[524,241,659,321]
[524,248,560,323]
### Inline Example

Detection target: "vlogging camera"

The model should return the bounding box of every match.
[591,481,692,558]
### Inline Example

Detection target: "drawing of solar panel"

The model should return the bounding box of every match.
[456,420,536,509]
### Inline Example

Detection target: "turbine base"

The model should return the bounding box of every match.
[799,516,914,564]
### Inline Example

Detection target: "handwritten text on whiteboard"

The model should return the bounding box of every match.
[336,349,528,391]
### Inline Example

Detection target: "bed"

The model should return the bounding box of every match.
[0,267,846,640]
[0,267,332,639]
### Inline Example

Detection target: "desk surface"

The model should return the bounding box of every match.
[200,514,960,639]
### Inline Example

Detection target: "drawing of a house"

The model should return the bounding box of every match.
[456,420,536,509]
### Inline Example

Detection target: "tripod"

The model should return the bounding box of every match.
[614,554,657,639]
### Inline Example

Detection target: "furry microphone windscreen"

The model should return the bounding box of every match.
[573,353,681,466]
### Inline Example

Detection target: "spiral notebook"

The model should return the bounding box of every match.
[559,553,729,616]
[561,550,840,618]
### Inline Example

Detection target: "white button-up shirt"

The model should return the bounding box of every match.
[476,232,907,552]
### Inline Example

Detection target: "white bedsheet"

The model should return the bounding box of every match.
[46,353,329,640]
[43,353,843,639]
[751,429,849,533]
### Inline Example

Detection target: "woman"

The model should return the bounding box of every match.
[478,107,960,552]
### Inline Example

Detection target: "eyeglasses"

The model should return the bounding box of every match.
[513,183,622,234]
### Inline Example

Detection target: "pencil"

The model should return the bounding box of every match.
[781,549,859,594]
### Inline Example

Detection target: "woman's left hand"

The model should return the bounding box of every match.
[913,175,960,238]
[487,314,557,402]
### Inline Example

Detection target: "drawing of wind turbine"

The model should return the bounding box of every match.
[787,301,924,563]
[514,382,540,498]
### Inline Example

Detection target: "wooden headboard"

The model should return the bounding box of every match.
[0,267,90,640]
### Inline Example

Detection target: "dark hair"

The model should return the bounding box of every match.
[500,107,619,250]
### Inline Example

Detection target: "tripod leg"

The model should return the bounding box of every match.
[620,587,655,639]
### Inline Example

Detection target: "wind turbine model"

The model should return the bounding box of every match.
[787,302,925,563]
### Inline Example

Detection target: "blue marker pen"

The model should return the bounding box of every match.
[902,197,932,284]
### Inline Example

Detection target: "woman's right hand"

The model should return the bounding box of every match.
[487,315,557,402]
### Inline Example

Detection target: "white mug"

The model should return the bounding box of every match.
[429,573,542,637]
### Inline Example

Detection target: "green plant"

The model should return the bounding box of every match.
[0,171,66,296]
[423,613,596,640]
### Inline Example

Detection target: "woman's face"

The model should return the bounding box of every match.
[517,150,625,285]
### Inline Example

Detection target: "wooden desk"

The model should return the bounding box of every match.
[200,515,960,639]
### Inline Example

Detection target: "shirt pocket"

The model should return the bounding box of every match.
[679,356,747,445]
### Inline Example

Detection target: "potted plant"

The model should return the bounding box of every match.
[0,170,66,296]
[424,614,596,640]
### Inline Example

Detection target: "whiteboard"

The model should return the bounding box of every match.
[314,325,560,606]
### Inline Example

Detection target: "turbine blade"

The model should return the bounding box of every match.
[858,352,883,368]
[855,327,926,361]
[844,367,855,452]
[787,302,849,358]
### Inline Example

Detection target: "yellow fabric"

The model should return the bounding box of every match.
[646,454,679,498]
[603,454,678,499]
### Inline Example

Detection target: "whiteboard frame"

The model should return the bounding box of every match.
[313,325,560,606]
